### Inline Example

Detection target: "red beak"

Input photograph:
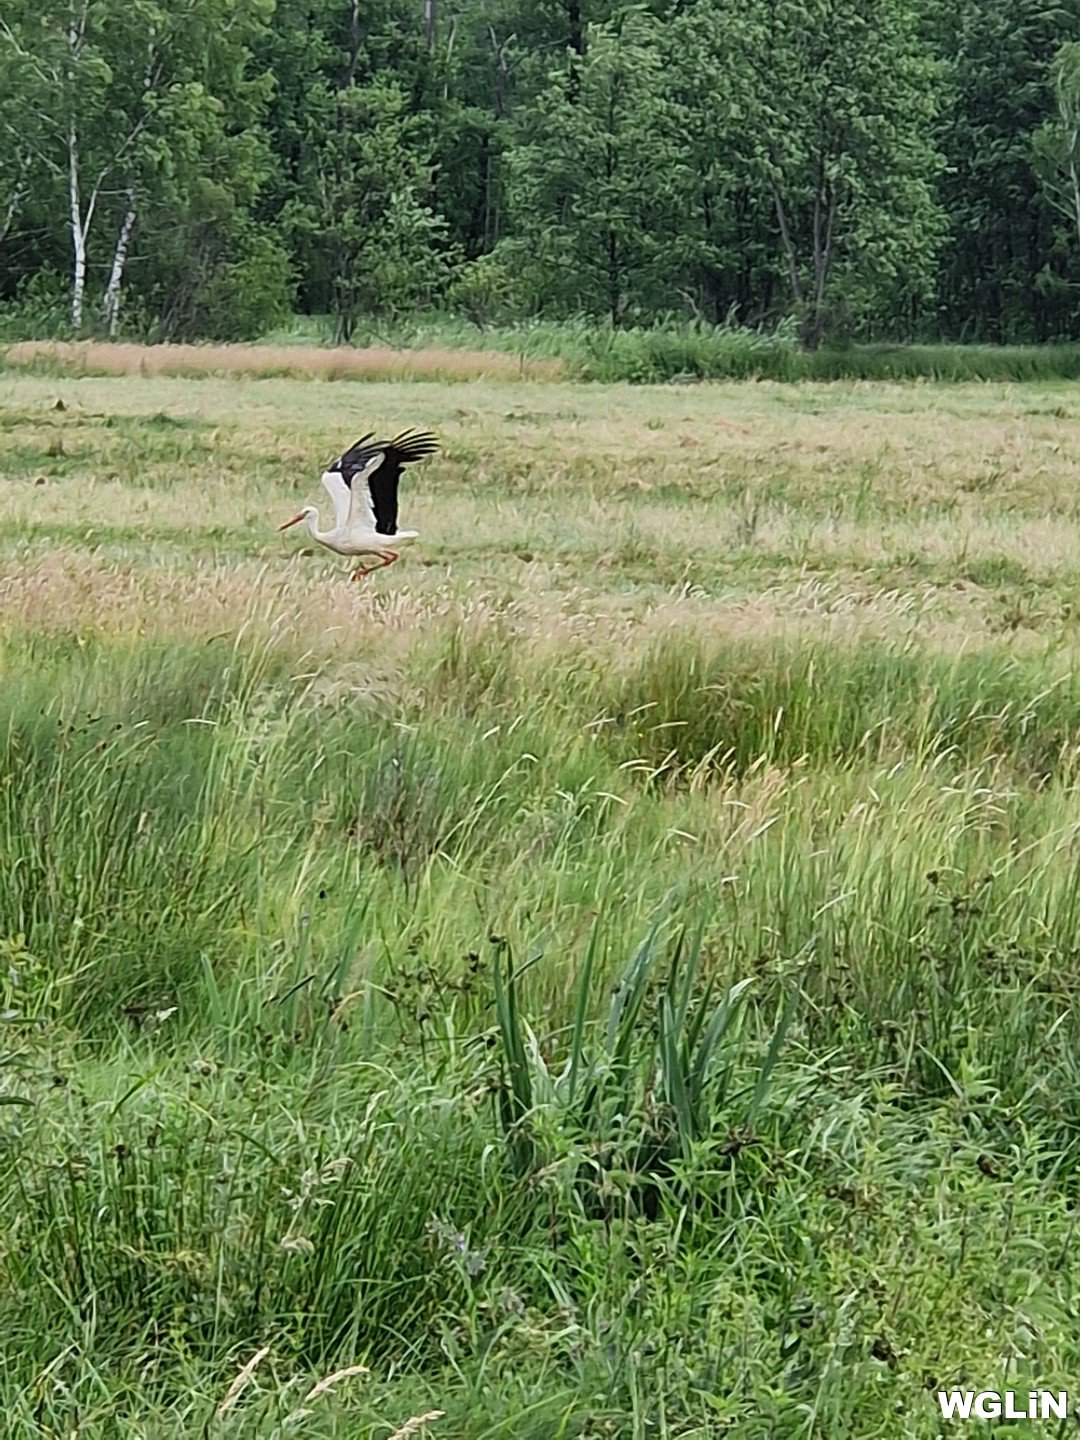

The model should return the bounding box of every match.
[279,514,304,531]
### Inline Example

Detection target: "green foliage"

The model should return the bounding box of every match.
[0,270,71,342]
[3,0,1080,344]
[936,0,1080,342]
[0,0,278,336]
[283,76,452,341]
[492,921,795,1202]
[1033,37,1080,288]
[304,313,1080,383]
[501,14,684,323]
[152,217,296,344]
[508,322,1080,382]
[556,317,800,380]
[444,252,531,327]
[778,0,944,342]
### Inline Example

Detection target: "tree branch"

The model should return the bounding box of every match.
[770,178,803,303]
[340,0,362,90]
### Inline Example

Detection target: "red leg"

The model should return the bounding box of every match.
[350,552,399,581]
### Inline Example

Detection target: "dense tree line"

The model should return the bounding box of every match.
[2,0,1080,345]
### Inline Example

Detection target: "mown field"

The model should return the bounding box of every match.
[2,358,1080,1438]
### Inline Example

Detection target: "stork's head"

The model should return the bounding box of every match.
[279,504,316,532]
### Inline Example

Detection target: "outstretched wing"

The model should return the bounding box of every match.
[320,469,351,530]
[325,432,379,533]
[330,432,377,485]
[363,430,439,535]
[327,429,438,536]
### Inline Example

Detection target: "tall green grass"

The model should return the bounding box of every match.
[279,314,1080,384]
[2,626,1080,1434]
[509,325,1080,384]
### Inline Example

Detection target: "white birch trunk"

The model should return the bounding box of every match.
[102,195,136,336]
[68,118,87,332]
[67,4,90,334]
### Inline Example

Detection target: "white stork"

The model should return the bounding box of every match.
[279,429,439,580]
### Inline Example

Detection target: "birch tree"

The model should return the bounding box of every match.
[0,0,275,335]
[0,3,160,330]
[75,0,276,336]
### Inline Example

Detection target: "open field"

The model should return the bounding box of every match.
[2,365,1080,1436]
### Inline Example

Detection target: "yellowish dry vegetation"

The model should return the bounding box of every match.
[1,369,1078,665]
[2,338,564,382]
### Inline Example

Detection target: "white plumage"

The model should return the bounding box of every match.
[280,429,438,580]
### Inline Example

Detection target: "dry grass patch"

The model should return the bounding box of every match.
[2,339,565,384]
[0,548,1009,672]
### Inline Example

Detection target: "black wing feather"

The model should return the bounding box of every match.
[367,465,399,534]
[366,430,439,534]
[330,432,376,485]
[329,428,439,535]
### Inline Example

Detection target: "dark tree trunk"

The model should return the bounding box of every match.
[565,0,584,100]
[567,0,583,55]
[340,0,362,92]
[771,181,803,305]
[608,228,620,326]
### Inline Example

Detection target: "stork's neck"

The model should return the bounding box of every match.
[306,509,335,543]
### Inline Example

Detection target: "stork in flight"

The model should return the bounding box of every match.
[279,429,439,579]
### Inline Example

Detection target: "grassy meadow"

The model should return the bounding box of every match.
[2,356,1080,1436]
